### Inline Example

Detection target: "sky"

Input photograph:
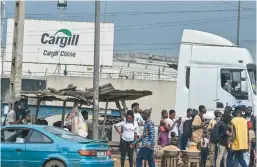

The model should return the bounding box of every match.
[3,1,256,59]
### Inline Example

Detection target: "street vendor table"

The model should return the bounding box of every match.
[182,156,200,167]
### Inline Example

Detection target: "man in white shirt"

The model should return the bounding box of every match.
[166,110,180,144]
[5,101,24,125]
[179,108,192,150]
[132,103,144,126]
[124,103,144,124]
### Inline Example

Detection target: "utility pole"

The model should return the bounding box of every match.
[57,2,66,77]
[92,0,100,140]
[1,0,5,74]
[1,0,5,46]
[236,0,241,46]
[9,0,25,105]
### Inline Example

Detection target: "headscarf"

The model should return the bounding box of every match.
[141,108,152,120]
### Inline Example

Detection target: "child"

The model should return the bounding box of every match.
[169,132,179,146]
[169,132,182,167]
[200,133,209,167]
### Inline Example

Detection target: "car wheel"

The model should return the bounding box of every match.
[44,160,65,167]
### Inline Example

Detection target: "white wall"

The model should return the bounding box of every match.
[46,76,177,124]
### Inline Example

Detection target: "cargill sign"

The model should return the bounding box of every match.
[40,29,79,58]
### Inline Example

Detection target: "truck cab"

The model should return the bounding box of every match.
[175,29,256,119]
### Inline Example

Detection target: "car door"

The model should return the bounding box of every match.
[1,128,30,167]
[24,129,55,167]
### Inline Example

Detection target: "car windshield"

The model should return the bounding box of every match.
[44,126,88,142]
[247,64,256,95]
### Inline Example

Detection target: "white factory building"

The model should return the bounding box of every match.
[1,48,178,81]
[1,19,178,81]
[1,19,178,123]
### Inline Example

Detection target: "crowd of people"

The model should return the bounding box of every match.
[5,101,256,167]
[114,103,256,167]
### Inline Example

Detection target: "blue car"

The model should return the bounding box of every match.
[1,124,114,167]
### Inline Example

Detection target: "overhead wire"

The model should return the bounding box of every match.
[4,14,255,35]
[4,9,256,17]
[3,40,255,47]
[3,39,256,54]
[3,46,181,54]
[220,0,256,12]
[2,6,255,54]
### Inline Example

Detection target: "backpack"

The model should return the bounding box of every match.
[210,121,221,144]
[183,119,193,139]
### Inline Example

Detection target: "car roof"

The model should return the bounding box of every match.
[2,124,48,130]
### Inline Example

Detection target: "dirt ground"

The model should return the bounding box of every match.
[112,154,162,167]
[112,154,211,167]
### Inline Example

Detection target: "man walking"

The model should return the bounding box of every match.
[5,101,24,125]
[207,110,222,167]
[166,110,180,145]
[191,105,207,150]
[132,102,144,126]
[231,106,248,167]
[131,108,155,167]
[179,108,192,150]
[215,113,231,167]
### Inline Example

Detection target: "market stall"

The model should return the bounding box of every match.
[20,83,152,140]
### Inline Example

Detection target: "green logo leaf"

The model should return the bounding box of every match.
[55,29,72,37]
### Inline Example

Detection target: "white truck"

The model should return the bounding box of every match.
[175,29,256,119]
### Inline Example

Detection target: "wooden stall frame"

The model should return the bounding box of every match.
[20,83,152,140]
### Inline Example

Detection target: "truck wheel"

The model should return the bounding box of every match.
[44,160,65,167]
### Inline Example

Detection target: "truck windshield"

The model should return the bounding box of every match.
[247,64,256,95]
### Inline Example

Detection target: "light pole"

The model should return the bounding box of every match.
[236,0,241,46]
[57,0,67,76]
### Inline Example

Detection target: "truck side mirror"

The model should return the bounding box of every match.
[241,70,247,80]
[241,80,248,92]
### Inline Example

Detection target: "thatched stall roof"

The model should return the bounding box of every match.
[20,83,152,104]
[20,84,91,105]
[83,84,152,102]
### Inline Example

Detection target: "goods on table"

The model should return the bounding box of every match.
[187,141,200,152]
[183,142,200,157]
[187,145,200,152]
[181,150,200,157]
[162,145,180,156]
[162,145,180,151]
[162,145,180,157]
[182,142,200,157]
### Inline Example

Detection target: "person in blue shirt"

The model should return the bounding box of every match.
[130,108,155,167]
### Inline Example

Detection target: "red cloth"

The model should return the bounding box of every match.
[248,121,252,130]
[160,126,166,132]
